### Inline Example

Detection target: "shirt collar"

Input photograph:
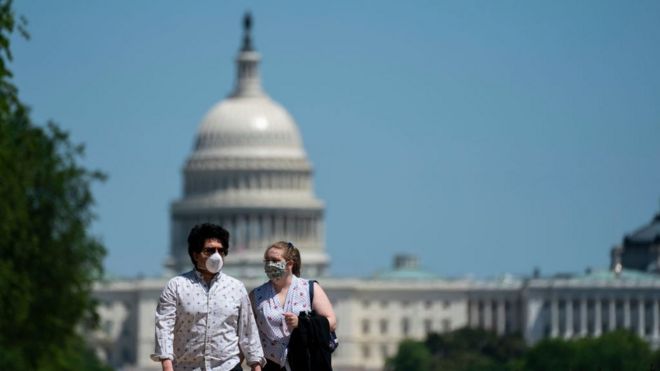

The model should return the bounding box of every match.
[193,268,222,283]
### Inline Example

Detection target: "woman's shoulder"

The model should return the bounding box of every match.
[297,277,315,289]
[293,275,311,284]
[292,276,314,295]
[250,281,272,298]
[253,280,271,290]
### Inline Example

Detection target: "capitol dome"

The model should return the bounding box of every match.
[169,13,329,278]
[194,95,306,160]
[187,18,309,170]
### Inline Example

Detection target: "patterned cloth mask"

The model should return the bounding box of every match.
[264,261,287,280]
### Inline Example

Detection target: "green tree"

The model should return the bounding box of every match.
[572,330,652,371]
[424,328,526,371]
[387,328,526,371]
[0,1,110,370]
[523,330,654,371]
[386,339,433,371]
[651,346,660,370]
[523,338,576,371]
[390,327,657,371]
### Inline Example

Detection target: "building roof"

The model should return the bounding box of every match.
[577,269,660,281]
[624,213,660,245]
[568,268,660,283]
[372,254,439,280]
[373,268,439,280]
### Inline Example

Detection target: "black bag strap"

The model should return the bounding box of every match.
[308,279,317,308]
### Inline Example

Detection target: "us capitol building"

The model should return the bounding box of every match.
[89,15,660,371]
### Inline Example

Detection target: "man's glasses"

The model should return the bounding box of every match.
[202,247,223,256]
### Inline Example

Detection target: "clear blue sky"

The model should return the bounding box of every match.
[11,1,660,279]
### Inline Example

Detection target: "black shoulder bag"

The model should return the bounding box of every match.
[308,280,339,353]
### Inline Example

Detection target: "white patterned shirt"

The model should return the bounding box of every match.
[151,270,265,371]
[251,276,312,367]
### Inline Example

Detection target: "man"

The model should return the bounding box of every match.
[151,223,265,371]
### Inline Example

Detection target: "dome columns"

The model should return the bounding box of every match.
[170,207,326,277]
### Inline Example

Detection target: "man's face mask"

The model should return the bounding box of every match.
[205,252,223,274]
[265,260,287,280]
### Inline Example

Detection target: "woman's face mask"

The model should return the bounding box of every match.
[265,260,287,280]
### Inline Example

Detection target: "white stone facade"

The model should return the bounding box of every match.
[521,273,660,347]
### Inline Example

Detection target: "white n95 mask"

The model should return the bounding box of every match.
[205,252,223,274]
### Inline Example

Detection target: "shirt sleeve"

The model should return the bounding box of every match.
[238,285,266,367]
[150,278,178,362]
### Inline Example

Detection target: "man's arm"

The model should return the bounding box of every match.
[150,279,178,369]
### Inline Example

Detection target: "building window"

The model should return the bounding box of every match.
[363,300,370,308]
[442,319,451,333]
[424,319,433,334]
[380,319,388,334]
[381,300,389,308]
[425,300,433,309]
[122,348,132,363]
[362,344,371,359]
[402,318,410,336]
[443,300,451,309]
[381,344,389,358]
[362,319,370,334]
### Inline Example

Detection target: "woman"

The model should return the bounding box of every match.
[250,241,337,371]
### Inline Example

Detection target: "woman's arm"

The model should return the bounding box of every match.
[311,282,337,331]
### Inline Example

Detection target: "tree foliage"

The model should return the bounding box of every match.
[0,1,109,369]
[388,327,660,371]
[386,339,433,371]
[524,330,654,371]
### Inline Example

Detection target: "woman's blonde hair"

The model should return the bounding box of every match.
[266,241,302,276]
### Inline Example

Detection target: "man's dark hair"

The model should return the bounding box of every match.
[187,223,230,266]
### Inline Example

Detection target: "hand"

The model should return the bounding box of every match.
[284,312,298,329]
[250,364,262,371]
[161,359,173,371]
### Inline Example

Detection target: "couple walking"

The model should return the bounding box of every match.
[150,223,336,371]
